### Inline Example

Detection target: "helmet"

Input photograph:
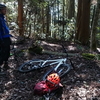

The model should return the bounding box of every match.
[46,73,60,88]
[0,4,6,10]
[33,81,49,96]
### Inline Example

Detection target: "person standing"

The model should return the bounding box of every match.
[0,4,11,72]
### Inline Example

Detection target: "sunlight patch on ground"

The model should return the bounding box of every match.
[67,45,76,51]
[41,41,77,51]
[41,41,61,47]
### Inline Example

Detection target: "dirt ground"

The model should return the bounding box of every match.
[0,38,100,100]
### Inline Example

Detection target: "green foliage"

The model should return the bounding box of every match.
[82,53,100,60]
[82,53,96,60]
[28,0,48,7]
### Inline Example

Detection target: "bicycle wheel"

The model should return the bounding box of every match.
[55,64,71,78]
[18,59,45,73]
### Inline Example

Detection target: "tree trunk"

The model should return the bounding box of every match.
[90,0,100,51]
[68,0,75,19]
[62,0,65,39]
[75,0,82,40]
[46,4,51,39]
[18,0,24,36]
[42,7,45,33]
[75,0,90,45]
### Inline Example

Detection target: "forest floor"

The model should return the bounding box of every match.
[0,38,100,100]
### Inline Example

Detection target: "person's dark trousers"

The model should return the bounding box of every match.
[0,37,11,66]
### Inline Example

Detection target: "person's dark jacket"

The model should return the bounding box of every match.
[0,14,11,40]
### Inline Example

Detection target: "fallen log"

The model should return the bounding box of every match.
[42,50,78,56]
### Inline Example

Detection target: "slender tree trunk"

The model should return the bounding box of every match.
[75,0,90,45]
[42,7,45,33]
[90,0,100,51]
[75,0,82,40]
[62,0,65,39]
[68,0,75,19]
[65,0,69,17]
[57,0,60,35]
[18,0,24,36]
[46,4,50,39]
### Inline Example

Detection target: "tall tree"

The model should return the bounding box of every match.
[68,0,75,19]
[18,0,24,36]
[90,0,100,51]
[75,0,91,45]
[46,3,50,39]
